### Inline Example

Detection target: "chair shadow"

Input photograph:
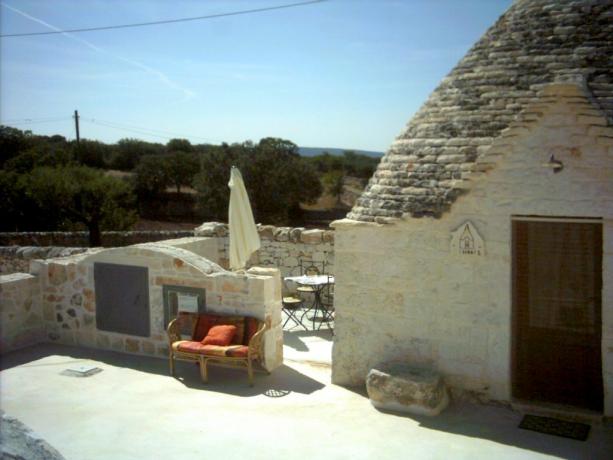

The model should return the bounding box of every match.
[1,343,325,398]
[174,360,325,397]
[372,400,613,460]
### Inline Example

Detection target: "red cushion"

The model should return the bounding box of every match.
[226,345,249,358]
[177,341,208,354]
[176,342,229,356]
[202,325,236,346]
[193,314,221,341]
[244,317,259,345]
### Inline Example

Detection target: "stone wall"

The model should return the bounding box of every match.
[0,247,88,275]
[195,222,335,277]
[0,231,193,248]
[331,84,613,415]
[30,242,283,371]
[0,273,44,353]
[0,225,334,279]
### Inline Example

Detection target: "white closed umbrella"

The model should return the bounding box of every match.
[228,166,261,270]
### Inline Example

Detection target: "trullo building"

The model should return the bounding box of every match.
[331,0,613,416]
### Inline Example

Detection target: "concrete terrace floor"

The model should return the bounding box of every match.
[1,338,612,460]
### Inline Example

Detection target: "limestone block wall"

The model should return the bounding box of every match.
[0,273,44,353]
[0,247,88,275]
[0,230,193,247]
[26,242,283,371]
[195,222,335,277]
[155,236,220,262]
[332,85,613,415]
[0,225,335,279]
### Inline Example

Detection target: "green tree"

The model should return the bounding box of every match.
[322,170,345,205]
[4,144,73,173]
[74,139,111,168]
[133,155,171,199]
[307,151,343,174]
[0,125,33,167]
[193,138,322,224]
[166,138,192,153]
[23,166,137,246]
[166,151,199,193]
[0,170,29,231]
[110,138,164,171]
[193,143,241,220]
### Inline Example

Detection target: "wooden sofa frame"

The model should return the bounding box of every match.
[167,314,269,386]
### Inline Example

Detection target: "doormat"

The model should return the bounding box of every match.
[518,414,590,441]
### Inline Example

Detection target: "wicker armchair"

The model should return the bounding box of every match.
[167,313,269,386]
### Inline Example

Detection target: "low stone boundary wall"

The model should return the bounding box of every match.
[195,222,335,277]
[0,223,335,279]
[0,273,44,353]
[0,231,193,248]
[0,221,334,362]
[0,247,89,275]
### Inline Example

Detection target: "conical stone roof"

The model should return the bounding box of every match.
[348,0,613,222]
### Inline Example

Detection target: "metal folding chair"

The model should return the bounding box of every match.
[281,275,306,330]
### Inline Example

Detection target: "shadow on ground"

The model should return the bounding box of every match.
[1,343,325,398]
[282,329,333,352]
[374,400,612,460]
[174,361,325,397]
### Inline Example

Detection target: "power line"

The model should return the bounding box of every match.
[1,117,72,125]
[1,116,68,123]
[85,118,224,143]
[4,113,225,144]
[0,0,328,38]
[82,118,223,144]
[82,119,177,141]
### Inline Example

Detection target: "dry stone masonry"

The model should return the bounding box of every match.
[0,222,332,359]
[0,224,334,278]
[0,273,44,352]
[333,0,613,417]
[0,246,88,275]
[349,0,613,221]
[0,231,193,247]
[195,222,334,276]
[0,237,286,371]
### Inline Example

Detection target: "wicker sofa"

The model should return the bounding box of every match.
[167,312,269,385]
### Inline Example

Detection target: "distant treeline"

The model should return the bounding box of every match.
[0,126,379,244]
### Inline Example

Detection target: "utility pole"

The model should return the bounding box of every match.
[73,110,80,145]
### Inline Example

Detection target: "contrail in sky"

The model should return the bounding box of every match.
[1,3,196,100]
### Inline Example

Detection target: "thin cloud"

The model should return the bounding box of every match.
[1,3,196,100]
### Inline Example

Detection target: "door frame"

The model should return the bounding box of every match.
[510,215,604,410]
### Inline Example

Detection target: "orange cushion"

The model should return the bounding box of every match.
[176,341,230,356]
[226,345,249,358]
[193,314,221,341]
[202,325,236,346]
[200,344,231,356]
[176,341,208,354]
[192,314,246,344]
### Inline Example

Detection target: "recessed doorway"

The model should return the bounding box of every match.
[512,217,603,411]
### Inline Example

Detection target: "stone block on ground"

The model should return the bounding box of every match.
[366,363,449,416]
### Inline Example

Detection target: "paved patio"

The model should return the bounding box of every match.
[1,340,611,460]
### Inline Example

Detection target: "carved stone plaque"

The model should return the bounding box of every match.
[450,221,484,256]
